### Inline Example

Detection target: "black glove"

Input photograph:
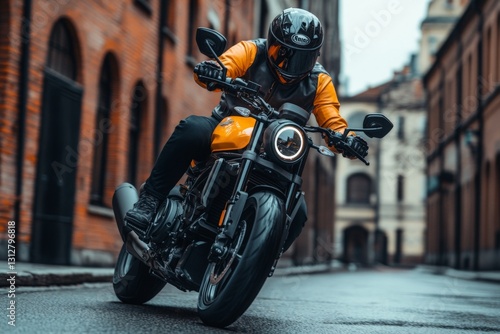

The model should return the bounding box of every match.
[194,60,226,82]
[343,136,368,159]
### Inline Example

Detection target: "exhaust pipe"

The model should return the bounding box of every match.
[112,183,152,265]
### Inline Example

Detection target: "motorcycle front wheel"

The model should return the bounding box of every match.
[113,244,166,304]
[197,191,284,328]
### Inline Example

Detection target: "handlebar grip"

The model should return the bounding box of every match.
[207,82,218,91]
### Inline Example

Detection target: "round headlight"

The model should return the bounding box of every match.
[264,123,307,164]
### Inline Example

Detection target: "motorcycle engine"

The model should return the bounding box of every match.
[149,198,183,244]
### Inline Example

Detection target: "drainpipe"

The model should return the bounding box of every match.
[14,0,33,248]
[454,25,464,270]
[454,58,463,270]
[438,69,446,266]
[224,0,230,37]
[154,0,167,159]
[373,94,383,264]
[374,83,391,264]
[473,1,484,271]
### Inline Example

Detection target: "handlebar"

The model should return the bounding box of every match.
[304,126,370,166]
[198,74,369,165]
[198,75,260,97]
[198,74,280,119]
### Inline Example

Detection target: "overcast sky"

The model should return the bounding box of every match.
[340,0,431,96]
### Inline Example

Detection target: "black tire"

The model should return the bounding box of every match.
[197,192,284,328]
[113,244,166,304]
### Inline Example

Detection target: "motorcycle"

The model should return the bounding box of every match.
[112,28,393,328]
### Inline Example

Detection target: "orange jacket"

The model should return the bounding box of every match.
[194,40,349,151]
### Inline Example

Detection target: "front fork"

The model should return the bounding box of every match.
[208,118,266,262]
[208,117,307,270]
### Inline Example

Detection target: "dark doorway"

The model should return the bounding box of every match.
[374,229,388,265]
[31,70,83,264]
[394,228,404,264]
[343,225,369,265]
[31,20,82,265]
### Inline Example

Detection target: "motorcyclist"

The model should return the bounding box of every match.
[124,8,368,249]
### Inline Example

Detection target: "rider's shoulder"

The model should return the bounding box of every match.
[311,62,331,77]
[311,62,329,76]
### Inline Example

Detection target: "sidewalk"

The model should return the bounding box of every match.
[416,265,500,284]
[2,261,499,287]
[0,261,114,287]
[0,260,341,287]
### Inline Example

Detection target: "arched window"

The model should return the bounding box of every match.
[128,82,147,186]
[90,54,116,206]
[32,18,82,264]
[346,173,372,204]
[47,20,77,80]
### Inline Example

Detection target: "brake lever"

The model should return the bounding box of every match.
[324,130,370,166]
[351,149,370,166]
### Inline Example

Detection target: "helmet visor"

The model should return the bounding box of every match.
[267,36,319,79]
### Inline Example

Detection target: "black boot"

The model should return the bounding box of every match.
[124,191,161,240]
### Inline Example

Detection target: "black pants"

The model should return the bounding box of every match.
[144,115,220,199]
[144,114,306,250]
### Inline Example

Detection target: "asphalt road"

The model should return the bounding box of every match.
[3,268,500,333]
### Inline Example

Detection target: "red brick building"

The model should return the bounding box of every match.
[0,0,258,265]
[1,0,342,267]
[424,0,500,270]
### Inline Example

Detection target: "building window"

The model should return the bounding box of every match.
[165,0,174,30]
[128,82,147,186]
[90,55,115,205]
[47,20,77,80]
[347,173,372,204]
[497,14,500,83]
[134,0,152,15]
[258,0,269,38]
[397,116,405,140]
[161,0,177,43]
[187,0,198,59]
[428,35,438,55]
[397,175,405,202]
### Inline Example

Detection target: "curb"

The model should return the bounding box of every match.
[0,263,114,287]
[416,265,500,284]
[1,261,336,287]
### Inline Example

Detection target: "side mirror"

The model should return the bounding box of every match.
[196,27,227,58]
[362,114,393,138]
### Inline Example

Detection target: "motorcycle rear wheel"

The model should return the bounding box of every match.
[197,191,284,328]
[113,244,166,304]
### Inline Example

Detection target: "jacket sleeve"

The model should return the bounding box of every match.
[193,41,258,88]
[312,73,351,153]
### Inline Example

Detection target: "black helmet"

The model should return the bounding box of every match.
[267,8,323,84]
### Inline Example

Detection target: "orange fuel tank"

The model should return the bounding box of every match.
[211,116,256,152]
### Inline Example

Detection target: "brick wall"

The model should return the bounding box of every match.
[0,0,22,232]
[1,0,256,264]
[2,0,339,266]
[424,0,500,270]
